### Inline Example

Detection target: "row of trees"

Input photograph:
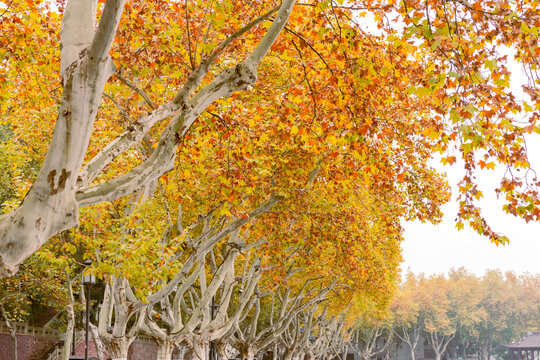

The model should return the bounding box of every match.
[353,270,540,360]
[0,228,362,360]
[2,256,538,360]
[0,1,539,359]
[0,2,437,357]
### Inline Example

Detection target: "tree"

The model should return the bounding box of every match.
[0,0,299,275]
[140,235,264,360]
[229,281,335,360]
[390,273,423,360]
[447,269,485,359]
[417,275,455,360]
[348,302,394,360]
[87,194,278,360]
[475,271,540,360]
[7,0,515,277]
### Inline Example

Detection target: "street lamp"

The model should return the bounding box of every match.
[82,260,96,360]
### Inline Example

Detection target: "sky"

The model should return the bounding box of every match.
[400,46,540,278]
[401,161,540,277]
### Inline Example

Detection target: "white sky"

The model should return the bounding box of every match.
[401,160,540,277]
[401,47,540,277]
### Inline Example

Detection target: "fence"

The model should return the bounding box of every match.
[0,321,60,339]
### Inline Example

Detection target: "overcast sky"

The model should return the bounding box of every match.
[401,160,540,277]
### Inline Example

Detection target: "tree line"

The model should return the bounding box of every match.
[2,256,538,360]
[354,270,540,360]
[1,1,540,359]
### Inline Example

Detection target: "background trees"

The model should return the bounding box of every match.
[385,270,540,360]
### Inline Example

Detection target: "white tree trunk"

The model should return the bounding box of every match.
[0,0,125,276]
[188,341,210,360]
[89,323,105,360]
[241,346,256,360]
[62,307,75,360]
[105,337,130,360]
[62,271,75,360]
[428,332,454,360]
[157,339,175,360]
[410,346,417,360]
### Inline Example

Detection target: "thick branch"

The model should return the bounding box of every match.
[60,0,98,76]
[88,0,126,72]
[75,0,297,206]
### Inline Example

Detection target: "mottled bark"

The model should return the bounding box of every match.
[156,339,175,360]
[98,279,144,360]
[0,0,125,276]
[62,269,75,360]
[0,0,298,277]
[188,340,210,360]
[89,323,105,360]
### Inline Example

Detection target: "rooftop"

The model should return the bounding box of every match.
[504,333,540,350]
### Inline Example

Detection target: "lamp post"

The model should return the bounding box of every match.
[82,260,96,360]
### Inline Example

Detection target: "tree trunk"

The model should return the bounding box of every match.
[479,342,489,360]
[284,352,301,360]
[103,337,130,360]
[216,341,232,360]
[410,346,417,360]
[62,269,75,360]
[89,323,105,360]
[9,326,17,360]
[0,35,115,276]
[486,339,493,360]
[157,339,175,360]
[243,347,256,360]
[177,346,189,360]
[62,303,75,360]
[1,304,17,360]
[188,341,210,360]
[273,343,280,360]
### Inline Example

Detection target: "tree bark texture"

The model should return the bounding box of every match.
[0,0,298,277]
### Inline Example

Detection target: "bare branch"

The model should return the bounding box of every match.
[114,72,156,109]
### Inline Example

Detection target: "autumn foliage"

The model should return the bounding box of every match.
[0,1,539,348]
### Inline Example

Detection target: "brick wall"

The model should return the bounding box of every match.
[1,331,160,360]
[67,336,158,360]
[0,333,59,360]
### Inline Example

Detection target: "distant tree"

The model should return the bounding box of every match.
[390,273,423,360]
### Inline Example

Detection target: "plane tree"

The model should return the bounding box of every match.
[4,0,510,276]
